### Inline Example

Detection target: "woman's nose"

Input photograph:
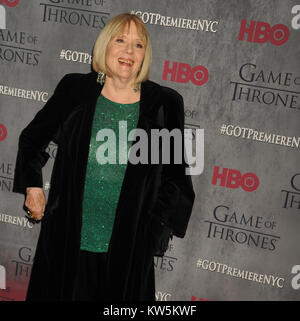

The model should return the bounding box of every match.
[125,42,133,53]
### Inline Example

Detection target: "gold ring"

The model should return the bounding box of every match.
[27,210,37,221]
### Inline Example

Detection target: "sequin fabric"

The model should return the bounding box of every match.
[80,94,140,252]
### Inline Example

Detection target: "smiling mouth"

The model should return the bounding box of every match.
[118,58,134,66]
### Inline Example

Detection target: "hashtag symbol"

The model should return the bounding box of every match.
[59,49,66,60]
[220,124,227,134]
[196,258,202,268]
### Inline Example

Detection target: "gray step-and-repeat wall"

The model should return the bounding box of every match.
[0,0,299,301]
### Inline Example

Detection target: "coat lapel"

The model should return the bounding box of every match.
[83,70,163,131]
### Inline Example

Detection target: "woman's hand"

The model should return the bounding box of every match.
[25,187,46,221]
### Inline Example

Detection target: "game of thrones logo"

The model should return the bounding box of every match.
[0,161,14,192]
[205,205,280,251]
[230,63,300,111]
[281,173,300,211]
[40,0,110,29]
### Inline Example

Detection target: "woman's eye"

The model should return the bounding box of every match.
[136,43,143,48]
[116,38,123,43]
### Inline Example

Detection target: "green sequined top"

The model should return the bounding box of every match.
[80,94,140,253]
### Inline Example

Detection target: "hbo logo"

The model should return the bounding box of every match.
[238,19,290,46]
[162,60,209,86]
[211,165,260,192]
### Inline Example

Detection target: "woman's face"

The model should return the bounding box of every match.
[105,21,146,84]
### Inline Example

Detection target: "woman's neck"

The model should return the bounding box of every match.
[101,76,140,104]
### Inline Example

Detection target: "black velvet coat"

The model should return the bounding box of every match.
[13,70,195,301]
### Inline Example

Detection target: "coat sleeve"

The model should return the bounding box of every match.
[12,73,75,195]
[149,87,195,254]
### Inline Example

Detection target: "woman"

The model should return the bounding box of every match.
[13,13,195,301]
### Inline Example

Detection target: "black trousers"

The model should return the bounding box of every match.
[72,250,107,301]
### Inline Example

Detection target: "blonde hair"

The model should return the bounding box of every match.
[92,13,152,83]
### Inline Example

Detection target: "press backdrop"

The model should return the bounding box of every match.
[0,0,300,301]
